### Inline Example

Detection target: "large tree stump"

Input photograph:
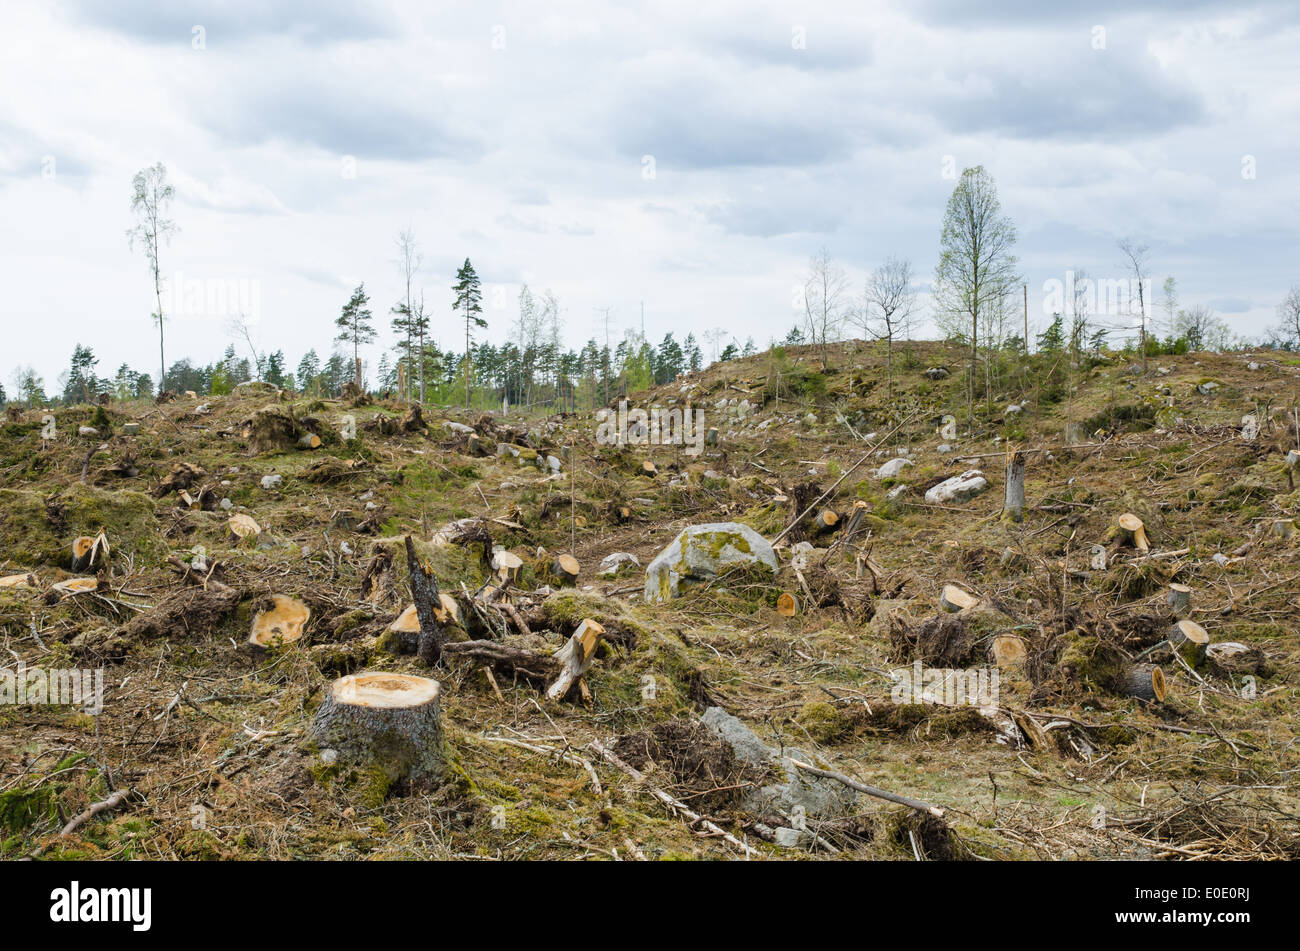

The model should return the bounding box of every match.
[1121,664,1166,703]
[310,672,444,788]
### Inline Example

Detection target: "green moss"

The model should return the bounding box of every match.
[0,484,163,568]
[796,701,851,744]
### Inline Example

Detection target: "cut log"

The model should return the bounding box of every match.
[989,633,1027,668]
[1118,513,1149,551]
[551,553,580,586]
[309,672,444,788]
[939,584,980,613]
[776,592,798,617]
[249,594,310,648]
[1002,450,1025,523]
[492,548,524,585]
[1169,619,1209,667]
[0,572,36,588]
[812,508,839,537]
[297,432,322,450]
[228,513,262,541]
[71,531,109,573]
[1120,664,1167,703]
[546,618,606,702]
[1165,583,1192,619]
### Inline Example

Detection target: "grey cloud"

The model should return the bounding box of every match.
[1208,296,1252,313]
[196,77,484,161]
[924,43,1204,141]
[57,0,395,44]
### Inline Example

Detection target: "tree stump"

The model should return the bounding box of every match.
[551,553,580,586]
[310,672,444,788]
[228,513,261,542]
[1121,664,1167,703]
[939,584,980,613]
[1169,619,1209,667]
[1118,513,1149,551]
[812,509,839,537]
[1165,583,1192,618]
[492,549,524,585]
[641,460,657,478]
[297,433,322,450]
[1002,451,1025,523]
[249,595,310,649]
[776,592,798,617]
[71,532,109,573]
[988,633,1027,668]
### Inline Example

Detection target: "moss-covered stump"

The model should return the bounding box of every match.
[310,672,445,791]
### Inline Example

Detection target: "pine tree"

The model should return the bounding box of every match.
[452,259,485,408]
[335,283,375,389]
[297,349,321,395]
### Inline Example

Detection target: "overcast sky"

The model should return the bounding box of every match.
[2,0,1297,388]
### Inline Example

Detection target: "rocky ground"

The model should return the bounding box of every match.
[1,340,1298,860]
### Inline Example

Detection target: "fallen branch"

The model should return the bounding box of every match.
[59,788,133,837]
[787,759,945,818]
[773,410,919,545]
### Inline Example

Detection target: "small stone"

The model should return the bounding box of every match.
[260,474,283,490]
